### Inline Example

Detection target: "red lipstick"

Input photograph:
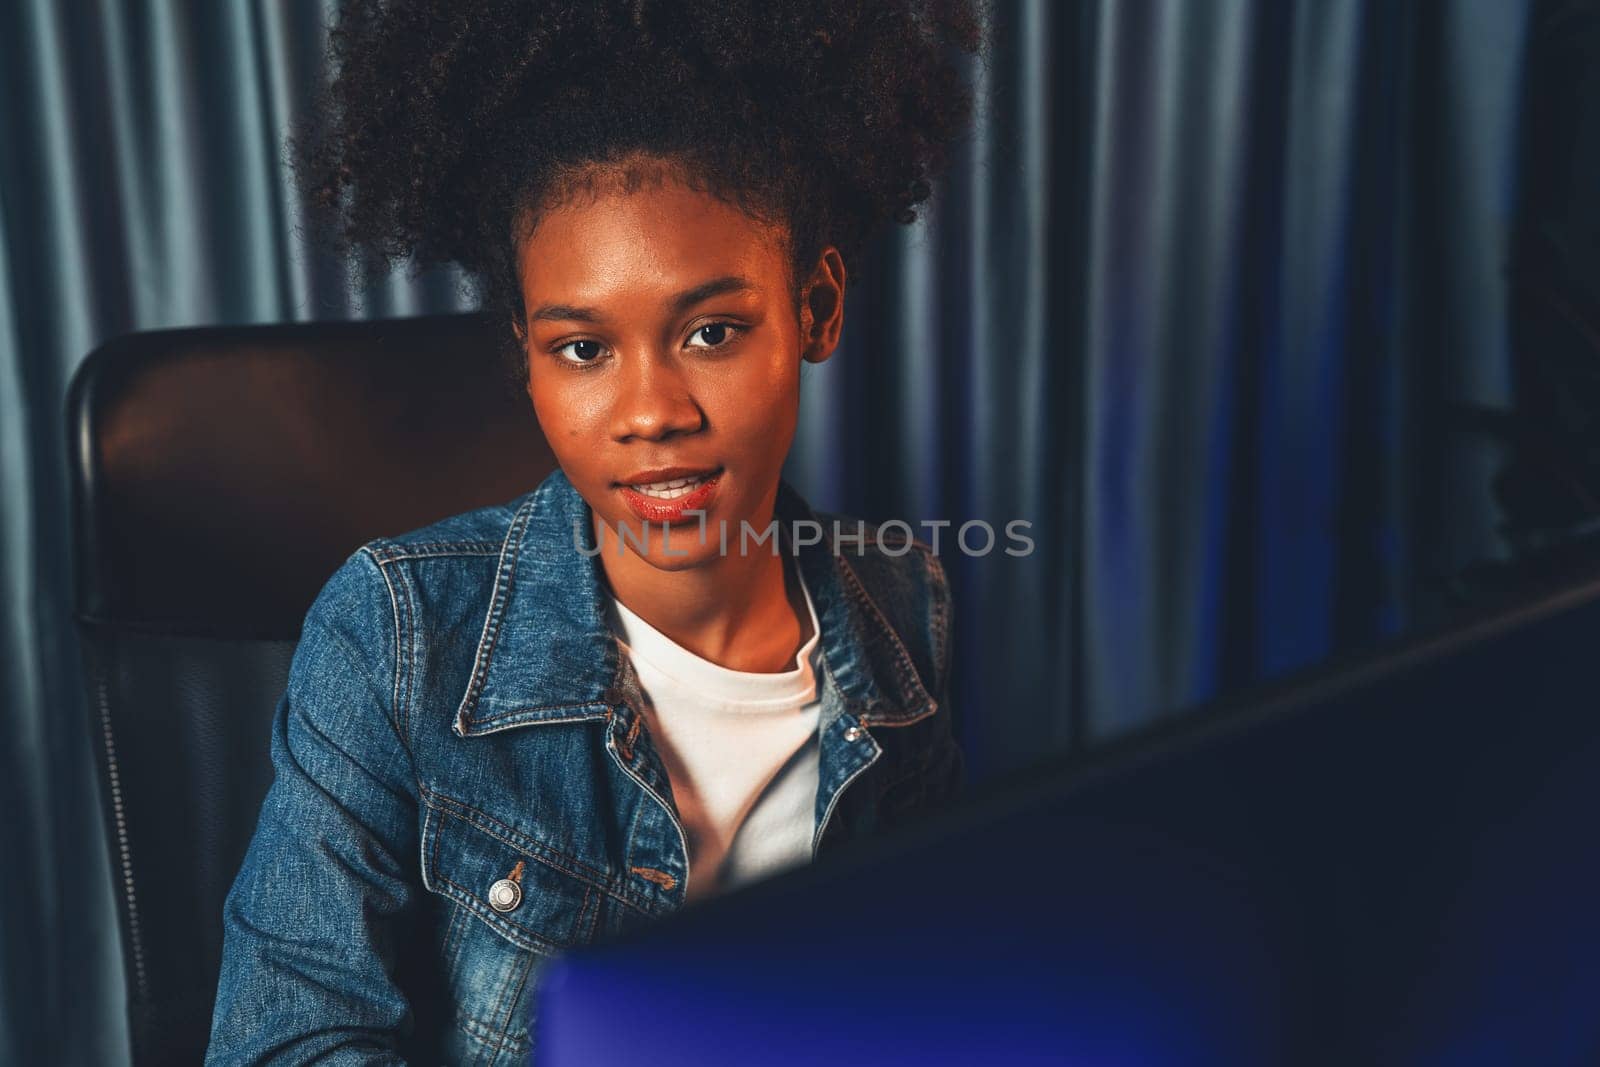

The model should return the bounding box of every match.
[615,467,723,526]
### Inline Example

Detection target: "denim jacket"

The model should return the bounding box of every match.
[205,466,963,1065]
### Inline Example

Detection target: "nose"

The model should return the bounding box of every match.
[610,347,705,442]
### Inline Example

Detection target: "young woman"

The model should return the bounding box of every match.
[207,1,982,1062]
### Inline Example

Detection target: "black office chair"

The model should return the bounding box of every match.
[67,312,557,1065]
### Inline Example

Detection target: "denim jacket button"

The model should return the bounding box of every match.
[843,725,864,742]
[487,878,522,913]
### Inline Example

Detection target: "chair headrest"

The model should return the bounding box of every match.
[69,313,556,639]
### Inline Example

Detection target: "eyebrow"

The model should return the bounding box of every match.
[527,275,758,325]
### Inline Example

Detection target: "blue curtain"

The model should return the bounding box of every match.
[0,1,1541,1062]
[794,0,1530,769]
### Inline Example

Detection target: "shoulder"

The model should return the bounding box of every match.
[321,493,530,640]
[302,494,529,664]
[296,492,532,738]
[303,493,526,640]
[815,510,950,611]
[814,510,953,701]
[362,494,525,563]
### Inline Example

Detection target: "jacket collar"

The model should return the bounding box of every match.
[453,467,936,736]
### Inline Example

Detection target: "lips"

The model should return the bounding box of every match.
[616,467,723,526]
[614,465,722,488]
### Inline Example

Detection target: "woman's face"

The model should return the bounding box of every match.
[516,167,844,571]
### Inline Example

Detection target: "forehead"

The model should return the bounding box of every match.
[517,173,790,302]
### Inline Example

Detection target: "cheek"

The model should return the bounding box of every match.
[705,351,800,443]
[528,375,601,441]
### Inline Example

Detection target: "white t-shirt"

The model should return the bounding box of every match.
[602,562,823,902]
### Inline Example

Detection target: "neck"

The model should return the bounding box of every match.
[592,511,813,673]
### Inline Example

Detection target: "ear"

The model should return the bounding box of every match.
[798,247,847,365]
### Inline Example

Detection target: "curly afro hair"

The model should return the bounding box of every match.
[291,0,985,385]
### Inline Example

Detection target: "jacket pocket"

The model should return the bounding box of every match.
[421,794,601,1061]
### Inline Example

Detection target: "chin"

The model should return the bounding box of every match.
[643,542,720,572]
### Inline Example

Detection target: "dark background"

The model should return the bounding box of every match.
[4,1,1595,1062]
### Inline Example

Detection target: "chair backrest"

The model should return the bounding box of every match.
[67,312,556,1065]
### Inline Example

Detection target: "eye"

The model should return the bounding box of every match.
[554,339,606,365]
[686,322,743,349]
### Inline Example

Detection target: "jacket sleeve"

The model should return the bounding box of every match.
[206,547,420,1065]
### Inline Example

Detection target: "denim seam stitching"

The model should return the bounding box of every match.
[370,540,504,561]
[578,880,601,942]
[426,815,554,954]
[465,705,610,732]
[456,498,537,732]
[456,1012,530,1057]
[386,548,503,562]
[432,872,555,954]
[432,795,601,883]
[812,737,882,854]
[483,932,538,1057]
[622,785,649,889]
[605,733,690,906]
[362,545,408,741]
[429,811,470,968]
[377,546,421,744]
[917,544,952,701]
[396,564,419,741]
[837,554,932,723]
[423,787,656,915]
[836,539,925,687]
[872,703,937,728]
[424,786,604,877]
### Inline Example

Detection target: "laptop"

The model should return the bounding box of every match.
[531,560,1600,1066]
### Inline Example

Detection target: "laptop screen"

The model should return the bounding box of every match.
[532,566,1600,1066]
